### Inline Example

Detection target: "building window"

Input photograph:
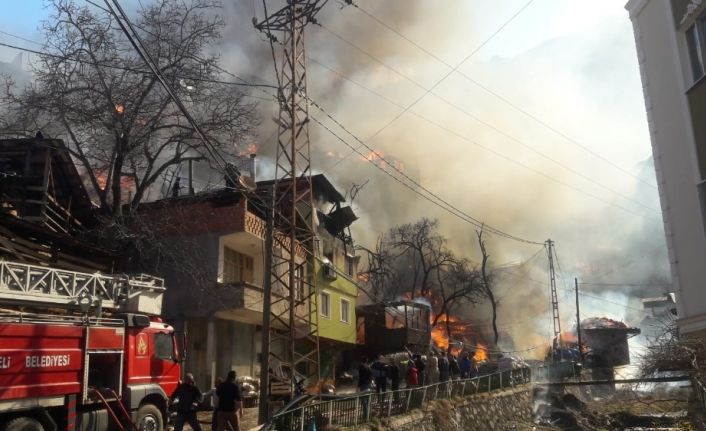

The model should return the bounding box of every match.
[345,254,356,277]
[320,291,331,318]
[340,298,350,324]
[686,17,706,82]
[294,265,305,302]
[223,247,254,283]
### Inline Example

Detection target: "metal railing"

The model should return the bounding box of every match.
[693,376,706,412]
[266,367,531,430]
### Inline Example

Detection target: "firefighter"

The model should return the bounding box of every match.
[169,373,203,431]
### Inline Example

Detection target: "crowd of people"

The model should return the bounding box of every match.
[169,370,244,431]
[357,349,479,393]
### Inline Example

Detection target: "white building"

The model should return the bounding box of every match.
[626,0,706,337]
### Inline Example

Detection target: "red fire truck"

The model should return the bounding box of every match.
[0,261,181,431]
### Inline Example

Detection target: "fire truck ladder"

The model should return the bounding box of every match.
[0,260,164,311]
[89,388,139,431]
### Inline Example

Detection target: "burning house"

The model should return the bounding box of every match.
[580,317,641,371]
[430,314,490,361]
[0,137,118,272]
[356,301,431,355]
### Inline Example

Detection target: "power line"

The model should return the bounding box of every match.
[311,25,660,215]
[580,282,672,288]
[308,110,544,245]
[325,0,536,145]
[308,98,541,243]
[0,39,278,89]
[308,81,660,222]
[349,2,658,190]
[568,288,648,315]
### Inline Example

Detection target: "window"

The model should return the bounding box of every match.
[687,23,705,81]
[340,298,350,324]
[223,247,254,283]
[320,291,330,318]
[345,254,356,278]
[294,266,305,301]
[153,332,173,361]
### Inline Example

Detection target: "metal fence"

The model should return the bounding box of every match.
[266,367,531,430]
[693,376,706,412]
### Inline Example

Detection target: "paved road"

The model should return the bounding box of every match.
[169,408,260,431]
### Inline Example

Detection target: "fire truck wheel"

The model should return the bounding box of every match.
[2,417,44,431]
[135,404,163,431]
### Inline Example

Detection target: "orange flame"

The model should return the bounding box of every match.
[431,313,489,361]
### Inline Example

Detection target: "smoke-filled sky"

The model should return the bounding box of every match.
[0,0,670,352]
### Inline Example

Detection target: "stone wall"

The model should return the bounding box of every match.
[354,386,533,431]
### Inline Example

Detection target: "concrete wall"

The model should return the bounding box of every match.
[626,0,706,335]
[355,386,532,431]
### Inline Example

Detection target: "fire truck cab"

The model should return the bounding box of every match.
[0,261,181,431]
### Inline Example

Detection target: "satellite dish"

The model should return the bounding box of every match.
[238,174,257,192]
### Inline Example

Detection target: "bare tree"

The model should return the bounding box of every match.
[388,218,455,298]
[432,257,484,339]
[0,0,258,217]
[476,228,499,347]
[357,235,403,301]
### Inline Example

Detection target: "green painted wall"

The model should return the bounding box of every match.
[313,260,357,345]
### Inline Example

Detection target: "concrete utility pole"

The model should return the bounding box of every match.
[255,0,328,422]
[575,277,583,360]
[546,239,562,348]
[258,186,275,422]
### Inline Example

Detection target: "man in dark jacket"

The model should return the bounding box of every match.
[438,352,450,382]
[170,373,203,431]
[358,356,372,391]
[358,356,373,419]
[216,370,243,431]
[371,356,388,393]
[448,351,460,380]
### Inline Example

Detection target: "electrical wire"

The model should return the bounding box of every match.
[0,39,278,89]
[324,0,537,145]
[348,2,658,190]
[580,282,672,288]
[311,25,660,215]
[309,112,543,245]
[308,56,662,222]
[308,99,543,243]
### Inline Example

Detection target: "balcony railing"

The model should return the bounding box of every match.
[245,211,266,239]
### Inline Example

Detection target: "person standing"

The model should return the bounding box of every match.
[216,370,243,431]
[203,377,223,430]
[371,356,388,393]
[358,356,372,391]
[413,355,426,386]
[459,353,472,379]
[169,373,203,431]
[427,354,439,384]
[438,352,450,383]
[358,356,373,419]
[387,361,400,391]
[405,361,419,387]
[449,351,460,380]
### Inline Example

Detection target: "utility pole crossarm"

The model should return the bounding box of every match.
[254,0,329,32]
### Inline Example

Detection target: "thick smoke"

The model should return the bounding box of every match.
[0,1,671,356]
[210,1,670,356]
